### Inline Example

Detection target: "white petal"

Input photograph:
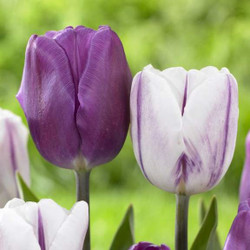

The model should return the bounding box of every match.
[0,208,40,250]
[161,67,187,110]
[4,199,39,238]
[130,66,184,193]
[4,198,25,208]
[38,199,88,250]
[182,72,238,194]
[200,66,220,75]
[37,199,68,249]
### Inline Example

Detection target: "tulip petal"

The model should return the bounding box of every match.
[4,199,40,239]
[77,26,132,168]
[0,208,40,250]
[129,241,170,250]
[48,26,95,91]
[0,109,30,206]
[17,35,80,168]
[239,132,250,202]
[37,199,88,250]
[224,210,250,250]
[130,65,184,193]
[182,71,238,194]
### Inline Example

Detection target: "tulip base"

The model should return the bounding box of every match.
[175,194,189,250]
[75,170,91,250]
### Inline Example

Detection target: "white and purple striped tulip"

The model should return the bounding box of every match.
[0,198,88,250]
[224,198,250,249]
[129,242,170,250]
[17,25,132,170]
[0,108,30,206]
[239,132,250,202]
[130,65,238,195]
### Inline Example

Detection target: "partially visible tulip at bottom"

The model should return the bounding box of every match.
[129,242,170,250]
[0,108,30,207]
[0,198,88,250]
[224,198,250,249]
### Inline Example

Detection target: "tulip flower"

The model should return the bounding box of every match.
[0,108,30,207]
[130,65,238,195]
[130,65,238,250]
[17,25,132,170]
[129,242,170,250]
[224,198,250,249]
[239,131,250,202]
[17,25,131,250]
[0,198,88,250]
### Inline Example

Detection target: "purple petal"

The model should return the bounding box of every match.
[239,132,250,202]
[129,241,170,250]
[238,198,250,213]
[17,35,80,168]
[224,210,250,249]
[76,26,132,167]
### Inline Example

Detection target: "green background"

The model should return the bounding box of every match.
[0,0,249,249]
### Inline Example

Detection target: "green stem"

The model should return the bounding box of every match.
[75,170,91,250]
[175,194,190,250]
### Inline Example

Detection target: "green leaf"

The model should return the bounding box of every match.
[199,199,221,250]
[16,172,39,202]
[109,204,135,250]
[199,199,207,225]
[191,196,221,250]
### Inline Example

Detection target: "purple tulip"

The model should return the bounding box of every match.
[129,242,170,250]
[239,132,250,202]
[17,25,132,170]
[0,198,88,250]
[130,65,238,195]
[224,198,250,249]
[0,108,30,206]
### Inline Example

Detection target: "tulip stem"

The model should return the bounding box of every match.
[75,170,91,250]
[175,194,189,250]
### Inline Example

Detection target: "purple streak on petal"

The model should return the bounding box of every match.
[136,73,150,181]
[38,208,46,250]
[181,73,188,116]
[76,26,132,168]
[17,35,80,168]
[175,153,188,185]
[6,121,17,173]
[175,138,202,186]
[5,120,19,197]
[239,132,250,202]
[207,75,232,188]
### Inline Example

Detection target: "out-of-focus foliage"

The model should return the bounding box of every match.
[0,0,250,195]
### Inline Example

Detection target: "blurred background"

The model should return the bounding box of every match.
[0,0,249,249]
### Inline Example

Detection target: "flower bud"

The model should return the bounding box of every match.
[0,198,88,250]
[0,108,30,206]
[17,26,132,170]
[130,65,238,195]
[129,241,170,250]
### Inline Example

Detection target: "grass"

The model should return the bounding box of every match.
[39,184,239,250]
